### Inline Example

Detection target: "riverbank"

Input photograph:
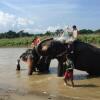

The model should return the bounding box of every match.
[0,34,100,47]
[0,37,33,47]
[0,36,50,47]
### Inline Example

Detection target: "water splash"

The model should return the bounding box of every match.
[53,32,73,43]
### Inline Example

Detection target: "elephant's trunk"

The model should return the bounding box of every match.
[16,59,20,71]
[36,37,53,56]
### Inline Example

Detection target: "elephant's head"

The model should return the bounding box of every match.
[20,48,40,65]
[17,48,40,72]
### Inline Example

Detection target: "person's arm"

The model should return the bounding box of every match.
[35,38,40,45]
[37,38,41,44]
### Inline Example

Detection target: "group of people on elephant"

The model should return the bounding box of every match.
[17,25,100,87]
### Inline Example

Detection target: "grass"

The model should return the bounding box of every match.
[0,36,50,47]
[0,34,100,47]
[0,37,33,47]
[78,34,100,44]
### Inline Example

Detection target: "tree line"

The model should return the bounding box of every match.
[45,29,100,36]
[0,29,100,39]
[0,30,34,39]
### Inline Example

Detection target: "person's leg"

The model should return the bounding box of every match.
[64,77,68,86]
[71,72,74,87]
[64,72,68,85]
[71,79,74,87]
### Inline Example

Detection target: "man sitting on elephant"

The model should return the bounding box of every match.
[31,36,41,48]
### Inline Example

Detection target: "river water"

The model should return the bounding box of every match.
[0,48,100,100]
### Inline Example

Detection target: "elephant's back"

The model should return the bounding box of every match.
[48,40,67,57]
[73,40,100,73]
[37,38,67,57]
[74,40,100,54]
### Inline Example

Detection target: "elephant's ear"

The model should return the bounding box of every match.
[36,38,54,56]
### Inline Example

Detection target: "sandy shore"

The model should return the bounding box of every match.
[0,76,100,100]
[0,88,79,100]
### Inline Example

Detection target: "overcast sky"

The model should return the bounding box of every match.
[0,0,100,33]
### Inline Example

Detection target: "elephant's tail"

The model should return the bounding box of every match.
[36,37,54,56]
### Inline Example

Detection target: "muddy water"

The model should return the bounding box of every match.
[0,48,100,100]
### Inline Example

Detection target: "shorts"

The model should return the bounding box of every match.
[64,70,73,79]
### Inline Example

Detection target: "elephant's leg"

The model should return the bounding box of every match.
[57,55,67,77]
[57,60,65,77]
[37,57,51,73]
[44,57,51,72]
[27,57,33,75]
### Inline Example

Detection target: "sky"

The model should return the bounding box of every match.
[0,0,100,33]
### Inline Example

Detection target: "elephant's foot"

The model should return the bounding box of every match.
[32,67,37,72]
[28,69,33,75]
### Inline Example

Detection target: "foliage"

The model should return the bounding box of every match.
[0,29,100,47]
[0,37,34,47]
[0,34,100,47]
[95,29,100,34]
[78,34,100,44]
[0,35,49,47]
[79,29,94,34]
[55,29,64,35]
[0,30,33,39]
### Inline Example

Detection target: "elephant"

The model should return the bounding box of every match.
[36,38,100,76]
[17,38,67,76]
[71,40,100,76]
[17,38,100,76]
[17,48,52,75]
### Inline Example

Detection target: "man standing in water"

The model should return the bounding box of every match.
[63,25,78,87]
[64,58,74,87]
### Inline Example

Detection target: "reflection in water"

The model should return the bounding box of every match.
[0,48,100,100]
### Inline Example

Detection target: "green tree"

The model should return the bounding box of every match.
[55,29,64,36]
[45,31,52,36]
[79,29,94,34]
[95,29,100,34]
[5,30,17,38]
